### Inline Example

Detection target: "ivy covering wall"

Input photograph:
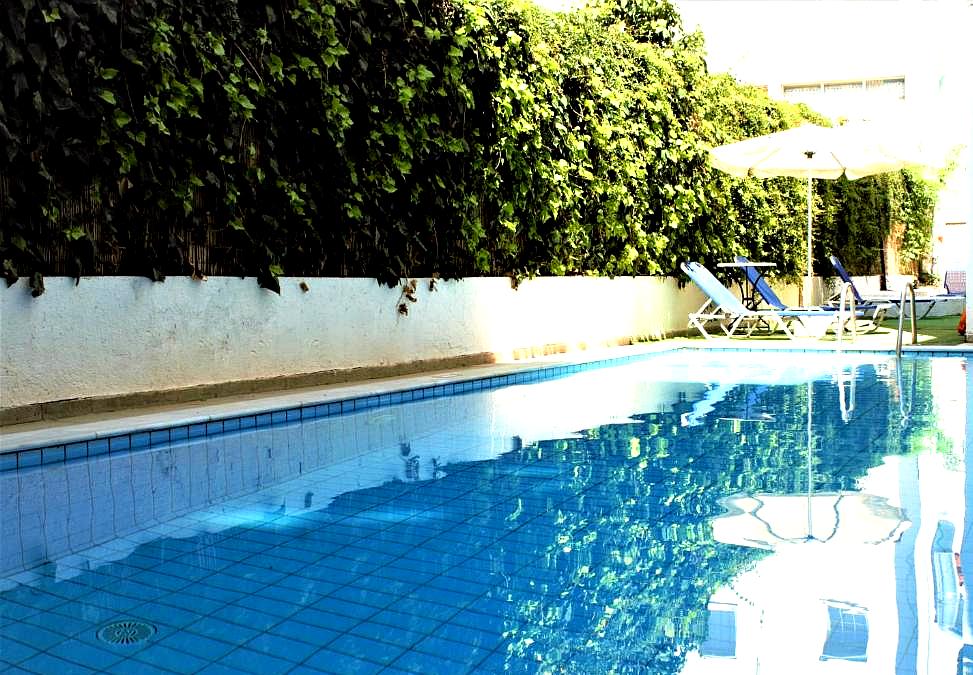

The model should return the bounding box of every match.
[0,0,937,296]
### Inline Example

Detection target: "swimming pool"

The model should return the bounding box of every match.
[1,350,969,674]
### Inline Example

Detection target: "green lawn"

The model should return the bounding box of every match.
[879,313,966,346]
[679,313,967,347]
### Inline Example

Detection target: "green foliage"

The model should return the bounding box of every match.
[814,168,938,277]
[888,170,938,267]
[0,0,937,294]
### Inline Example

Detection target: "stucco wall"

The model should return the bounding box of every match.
[0,275,706,410]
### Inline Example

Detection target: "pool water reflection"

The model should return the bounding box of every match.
[0,352,968,674]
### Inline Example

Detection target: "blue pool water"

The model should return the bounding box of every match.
[1,351,970,674]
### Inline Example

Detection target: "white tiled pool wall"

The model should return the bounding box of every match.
[1,347,702,581]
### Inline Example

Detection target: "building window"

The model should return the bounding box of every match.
[820,602,868,662]
[782,77,905,108]
[700,602,736,658]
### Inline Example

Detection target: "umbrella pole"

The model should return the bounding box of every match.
[805,175,813,305]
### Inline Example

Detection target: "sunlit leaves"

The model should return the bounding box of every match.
[0,0,934,292]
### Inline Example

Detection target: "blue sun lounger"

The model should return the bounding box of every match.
[735,255,876,332]
[826,255,894,325]
[733,256,799,312]
[943,270,965,296]
[681,261,855,339]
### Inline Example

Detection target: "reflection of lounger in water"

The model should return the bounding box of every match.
[681,384,773,427]
[682,383,734,427]
[682,384,774,427]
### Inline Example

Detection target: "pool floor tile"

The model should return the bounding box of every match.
[47,638,125,670]
[0,599,41,623]
[1,621,68,651]
[195,662,249,675]
[311,595,383,620]
[243,631,319,662]
[183,616,261,646]
[129,643,210,673]
[327,585,398,609]
[347,620,428,649]
[289,607,361,633]
[286,666,332,675]
[266,619,340,648]
[105,657,175,675]
[302,648,387,675]
[389,648,476,675]
[157,630,237,661]
[412,634,493,667]
[220,646,295,675]
[476,647,550,673]
[19,651,100,674]
[435,620,506,650]
[20,608,91,639]
[0,665,35,675]
[0,635,39,664]
[327,633,408,664]
[367,608,441,634]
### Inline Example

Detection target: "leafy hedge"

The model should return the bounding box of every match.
[0,0,936,295]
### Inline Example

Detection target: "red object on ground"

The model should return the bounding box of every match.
[959,309,967,335]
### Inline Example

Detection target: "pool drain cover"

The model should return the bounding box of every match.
[97,620,156,646]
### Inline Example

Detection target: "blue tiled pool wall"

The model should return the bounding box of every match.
[3,348,967,474]
[1,389,519,581]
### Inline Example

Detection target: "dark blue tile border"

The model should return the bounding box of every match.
[18,450,41,468]
[109,435,130,453]
[3,345,966,473]
[66,443,87,461]
[41,446,65,465]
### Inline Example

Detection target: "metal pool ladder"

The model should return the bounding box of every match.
[896,283,918,357]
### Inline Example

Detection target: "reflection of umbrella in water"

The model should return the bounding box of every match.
[712,384,911,549]
[709,123,924,303]
[712,492,909,550]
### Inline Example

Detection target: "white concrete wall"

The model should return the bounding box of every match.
[0,275,707,410]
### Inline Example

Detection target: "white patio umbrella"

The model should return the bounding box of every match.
[709,123,922,303]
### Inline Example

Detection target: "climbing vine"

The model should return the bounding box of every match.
[0,0,938,295]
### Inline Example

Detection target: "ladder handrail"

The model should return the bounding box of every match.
[895,283,918,357]
[896,356,917,427]
[835,282,856,353]
[838,364,857,423]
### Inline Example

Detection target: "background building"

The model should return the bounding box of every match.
[676,0,973,282]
